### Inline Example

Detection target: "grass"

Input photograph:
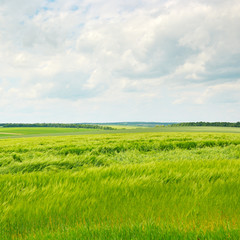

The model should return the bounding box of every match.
[0,126,239,139]
[0,127,99,138]
[0,130,240,239]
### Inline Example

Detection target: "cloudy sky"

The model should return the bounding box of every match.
[0,0,239,123]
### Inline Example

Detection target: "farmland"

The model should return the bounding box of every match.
[0,126,239,139]
[0,127,99,138]
[0,127,240,239]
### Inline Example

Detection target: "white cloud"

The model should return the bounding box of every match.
[0,0,239,122]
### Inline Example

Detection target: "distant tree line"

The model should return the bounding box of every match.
[0,123,114,130]
[100,122,175,127]
[172,122,240,128]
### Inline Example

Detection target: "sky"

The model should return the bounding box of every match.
[0,0,239,123]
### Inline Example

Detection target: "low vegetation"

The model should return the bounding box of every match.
[0,126,240,139]
[172,121,240,128]
[0,127,104,138]
[0,123,114,130]
[0,130,240,239]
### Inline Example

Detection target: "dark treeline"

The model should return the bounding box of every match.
[0,123,114,130]
[172,122,240,128]
[99,122,175,127]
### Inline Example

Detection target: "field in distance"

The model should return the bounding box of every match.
[0,130,240,239]
[0,126,240,139]
[0,127,101,138]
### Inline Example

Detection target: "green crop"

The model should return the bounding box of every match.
[0,131,240,239]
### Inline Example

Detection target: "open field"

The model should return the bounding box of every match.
[0,129,240,239]
[0,126,239,139]
[0,127,99,138]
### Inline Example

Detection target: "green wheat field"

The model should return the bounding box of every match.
[0,127,240,239]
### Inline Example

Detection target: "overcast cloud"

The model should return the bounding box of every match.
[0,0,239,122]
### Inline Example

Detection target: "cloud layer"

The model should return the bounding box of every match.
[0,0,239,122]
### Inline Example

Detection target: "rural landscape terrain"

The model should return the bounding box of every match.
[1,0,239,239]
[0,123,240,239]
